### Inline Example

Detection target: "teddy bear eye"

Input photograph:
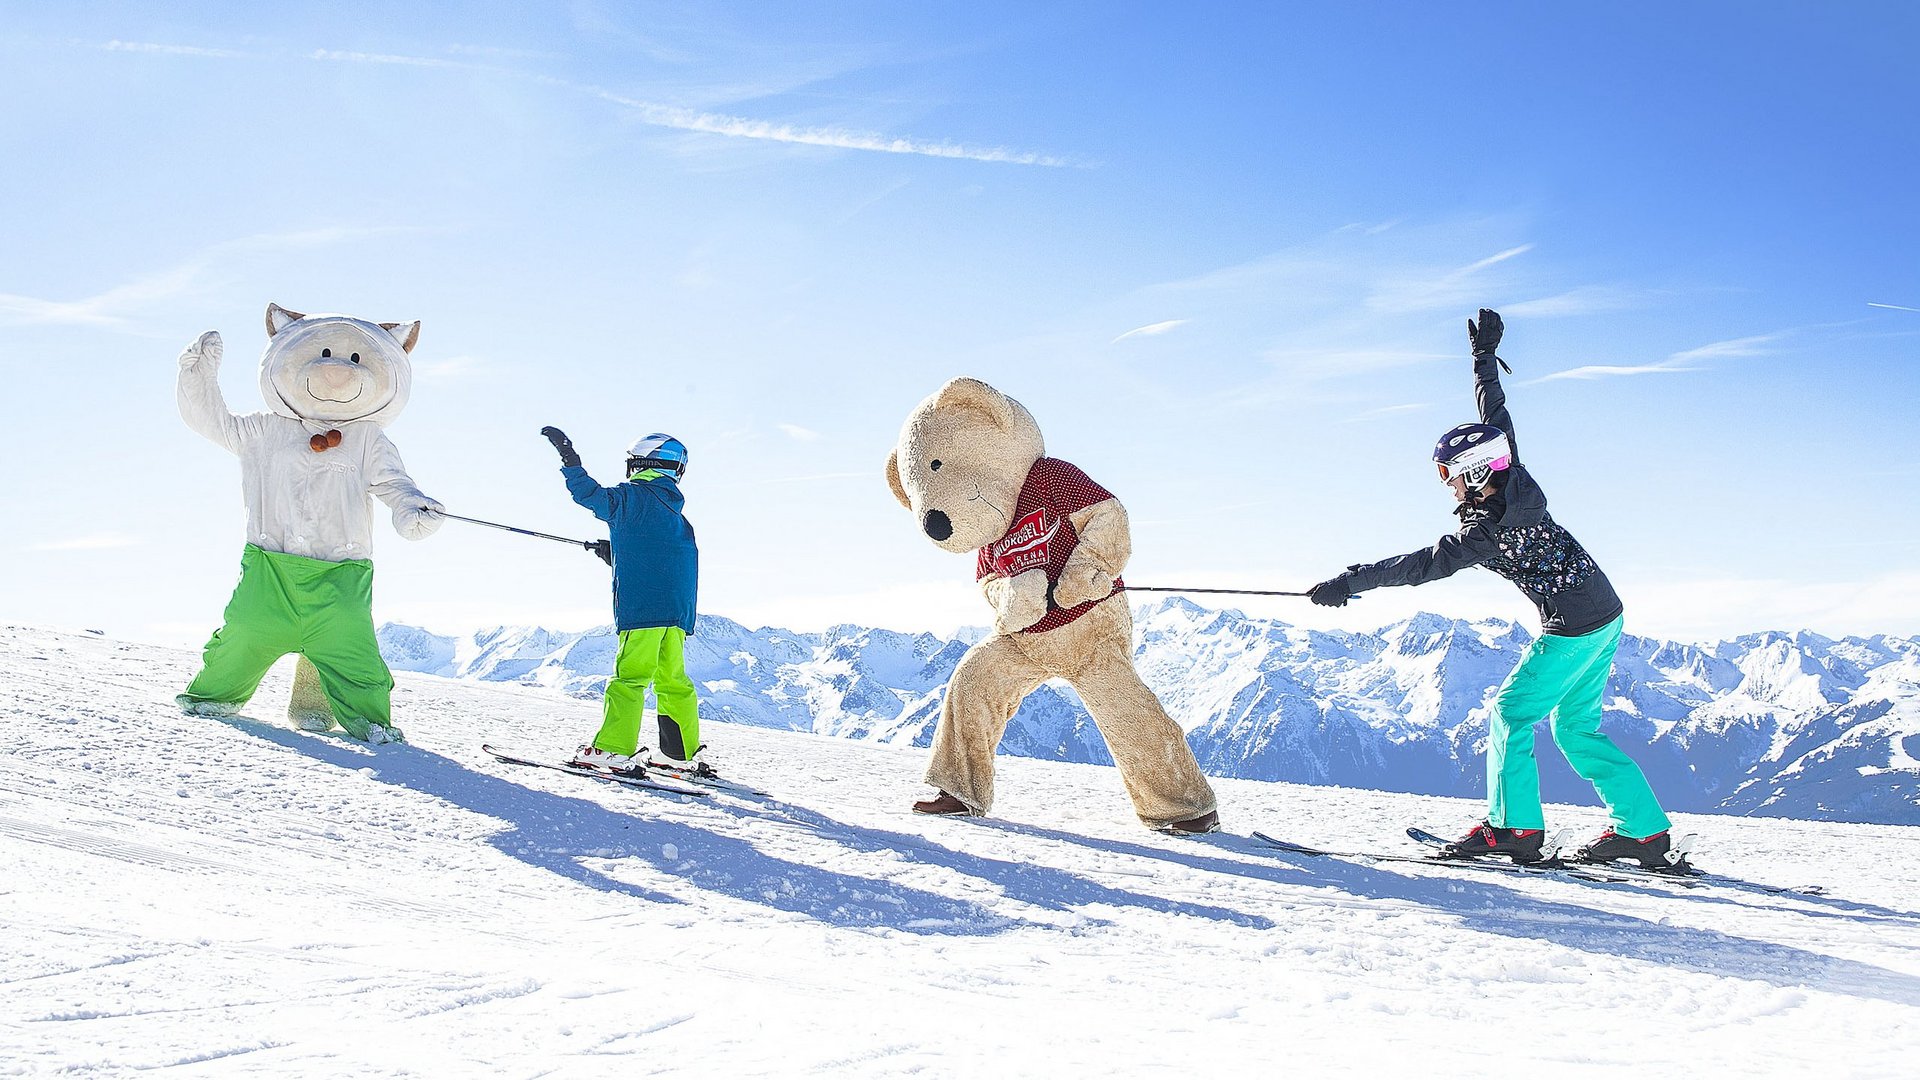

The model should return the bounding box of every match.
[321,348,331,357]
[930,460,942,471]
[350,353,360,364]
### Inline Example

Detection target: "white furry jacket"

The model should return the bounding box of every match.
[177,328,440,563]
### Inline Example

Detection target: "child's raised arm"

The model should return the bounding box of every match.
[541,426,616,521]
[1469,308,1518,463]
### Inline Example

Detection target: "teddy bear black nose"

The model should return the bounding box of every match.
[922,509,952,541]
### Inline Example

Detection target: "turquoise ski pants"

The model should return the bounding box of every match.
[1486,615,1671,838]
[593,627,701,760]
[178,545,394,740]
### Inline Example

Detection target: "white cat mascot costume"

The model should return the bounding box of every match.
[175,303,442,742]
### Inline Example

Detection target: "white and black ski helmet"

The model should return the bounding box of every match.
[626,433,689,478]
[1432,423,1511,487]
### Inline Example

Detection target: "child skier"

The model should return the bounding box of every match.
[539,426,710,777]
[1307,309,1675,869]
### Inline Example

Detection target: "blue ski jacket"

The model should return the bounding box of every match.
[562,466,698,634]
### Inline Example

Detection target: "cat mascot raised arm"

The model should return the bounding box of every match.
[175,303,442,743]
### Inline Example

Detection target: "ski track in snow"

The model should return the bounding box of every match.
[2,625,1919,1078]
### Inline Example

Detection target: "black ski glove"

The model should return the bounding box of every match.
[1309,575,1353,608]
[1468,308,1514,374]
[588,539,612,566]
[540,426,582,468]
[1467,308,1503,355]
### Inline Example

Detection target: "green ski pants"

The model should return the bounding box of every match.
[1486,615,1671,838]
[178,545,394,740]
[594,627,701,759]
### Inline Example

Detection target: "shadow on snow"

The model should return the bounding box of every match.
[989,821,1920,1007]
[228,721,1266,936]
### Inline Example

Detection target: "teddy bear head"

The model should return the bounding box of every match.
[886,377,1045,554]
[257,303,420,427]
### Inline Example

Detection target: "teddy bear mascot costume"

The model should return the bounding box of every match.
[174,303,443,743]
[886,377,1219,833]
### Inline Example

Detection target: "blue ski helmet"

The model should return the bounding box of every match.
[626,433,689,478]
[1432,423,1511,488]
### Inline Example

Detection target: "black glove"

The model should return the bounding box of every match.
[540,426,581,468]
[1309,575,1353,608]
[588,539,612,566]
[1467,308,1503,355]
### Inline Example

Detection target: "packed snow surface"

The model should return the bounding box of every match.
[4,625,1920,1077]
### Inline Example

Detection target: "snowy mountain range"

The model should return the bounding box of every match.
[378,598,1920,825]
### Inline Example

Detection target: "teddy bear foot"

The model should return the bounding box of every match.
[1156,809,1221,835]
[911,791,978,816]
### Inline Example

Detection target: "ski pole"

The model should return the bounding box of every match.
[430,510,593,550]
[1122,586,1360,599]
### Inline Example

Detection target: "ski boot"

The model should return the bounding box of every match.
[1438,820,1546,864]
[912,790,979,816]
[1574,828,1673,870]
[569,745,642,776]
[649,744,718,780]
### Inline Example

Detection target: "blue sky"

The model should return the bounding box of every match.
[2,2,1916,646]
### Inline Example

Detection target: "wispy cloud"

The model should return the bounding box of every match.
[0,226,434,330]
[1530,361,1694,382]
[581,86,1077,166]
[1531,332,1781,383]
[33,533,140,552]
[1501,285,1647,318]
[1111,319,1188,344]
[1868,302,1920,313]
[1458,244,1535,276]
[298,46,1076,167]
[311,49,461,69]
[1665,333,1780,364]
[102,40,247,59]
[1367,243,1536,312]
[96,36,1073,167]
[777,423,822,442]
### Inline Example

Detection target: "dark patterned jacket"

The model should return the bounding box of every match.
[1342,350,1624,638]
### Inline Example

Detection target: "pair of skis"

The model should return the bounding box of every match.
[1251,827,1827,897]
[480,744,770,799]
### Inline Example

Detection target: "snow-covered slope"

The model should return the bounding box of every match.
[379,600,1920,824]
[6,625,1920,1077]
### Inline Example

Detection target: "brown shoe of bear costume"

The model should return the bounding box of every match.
[886,377,1219,832]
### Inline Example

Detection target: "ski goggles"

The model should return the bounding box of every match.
[1436,454,1510,484]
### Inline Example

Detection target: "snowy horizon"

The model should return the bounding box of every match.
[351,597,1920,827]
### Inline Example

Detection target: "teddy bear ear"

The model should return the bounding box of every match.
[932,377,1018,429]
[265,303,305,337]
[885,449,911,509]
[379,321,422,353]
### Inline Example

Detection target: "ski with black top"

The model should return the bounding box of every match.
[1250,827,1828,898]
[1403,827,1829,897]
[641,756,772,798]
[482,744,709,797]
[1249,830,1641,885]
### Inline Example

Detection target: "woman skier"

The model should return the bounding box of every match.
[1308,309,1675,869]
